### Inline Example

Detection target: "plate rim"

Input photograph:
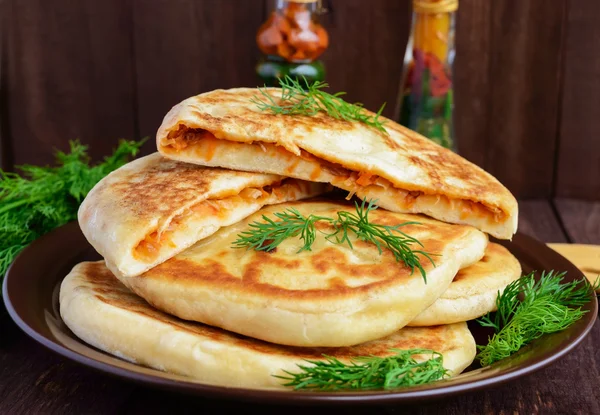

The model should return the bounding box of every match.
[3,221,598,405]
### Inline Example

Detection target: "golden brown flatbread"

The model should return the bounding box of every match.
[60,261,477,390]
[156,88,518,239]
[409,243,522,326]
[78,153,328,278]
[115,199,488,347]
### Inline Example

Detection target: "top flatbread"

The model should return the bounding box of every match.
[78,153,328,278]
[155,88,518,239]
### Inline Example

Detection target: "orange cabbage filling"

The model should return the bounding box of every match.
[132,185,276,261]
[161,127,506,224]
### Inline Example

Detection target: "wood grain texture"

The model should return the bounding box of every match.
[0,312,133,415]
[320,0,411,119]
[555,0,600,199]
[485,0,566,198]
[122,391,390,414]
[453,0,491,168]
[0,0,9,169]
[133,0,265,150]
[555,198,600,244]
[517,200,568,243]
[5,0,137,167]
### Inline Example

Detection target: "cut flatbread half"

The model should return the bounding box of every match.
[60,261,477,390]
[156,88,518,239]
[115,199,488,347]
[409,243,522,326]
[78,153,329,278]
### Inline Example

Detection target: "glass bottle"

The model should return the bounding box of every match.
[256,0,328,87]
[399,0,458,150]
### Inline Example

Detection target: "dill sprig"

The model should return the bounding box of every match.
[231,208,331,253]
[251,75,388,133]
[0,139,145,284]
[476,270,595,366]
[232,199,435,282]
[275,348,448,391]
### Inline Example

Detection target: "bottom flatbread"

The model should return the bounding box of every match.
[60,261,477,390]
[409,243,522,326]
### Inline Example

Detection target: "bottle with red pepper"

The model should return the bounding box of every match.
[256,0,329,87]
[398,0,458,150]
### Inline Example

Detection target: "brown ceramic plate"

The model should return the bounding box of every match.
[2,222,597,405]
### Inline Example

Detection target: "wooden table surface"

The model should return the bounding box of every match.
[1,198,599,415]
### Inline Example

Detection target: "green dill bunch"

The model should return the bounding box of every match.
[476,270,595,366]
[275,348,448,391]
[0,139,144,282]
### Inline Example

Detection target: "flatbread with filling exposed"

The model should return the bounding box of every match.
[78,153,328,278]
[156,88,518,239]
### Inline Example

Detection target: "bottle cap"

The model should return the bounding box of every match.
[413,0,458,13]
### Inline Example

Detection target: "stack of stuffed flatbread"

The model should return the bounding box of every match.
[60,86,521,390]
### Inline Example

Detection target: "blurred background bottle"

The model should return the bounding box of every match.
[398,0,458,150]
[256,0,329,87]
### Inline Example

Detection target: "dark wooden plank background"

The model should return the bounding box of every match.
[555,0,600,200]
[0,0,598,200]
